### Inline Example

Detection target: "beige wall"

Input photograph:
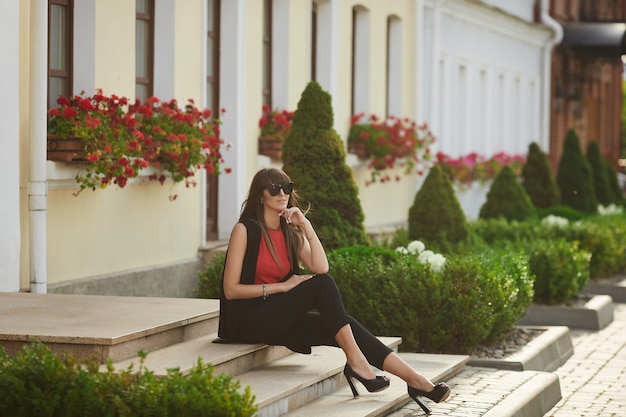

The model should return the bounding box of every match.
[45,184,202,284]
[18,0,33,290]
[329,0,419,227]
[19,0,207,289]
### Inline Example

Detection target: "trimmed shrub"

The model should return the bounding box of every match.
[470,214,626,278]
[529,239,591,304]
[587,141,613,206]
[0,343,257,417]
[282,81,369,250]
[408,164,468,247]
[521,142,560,208]
[559,218,622,277]
[556,129,598,213]
[479,165,536,221]
[536,205,588,221]
[587,212,626,274]
[196,251,226,299]
[327,245,533,354]
[605,156,625,204]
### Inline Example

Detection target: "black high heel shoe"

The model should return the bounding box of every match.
[407,382,451,415]
[343,364,390,398]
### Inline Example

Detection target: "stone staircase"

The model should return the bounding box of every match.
[0,293,468,417]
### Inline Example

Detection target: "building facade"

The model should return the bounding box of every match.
[0,0,589,294]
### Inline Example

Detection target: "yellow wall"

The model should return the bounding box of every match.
[18,0,31,290]
[21,0,206,288]
[331,0,419,227]
[46,183,202,284]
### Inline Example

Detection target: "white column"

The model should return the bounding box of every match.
[0,0,21,292]
[217,0,248,240]
[29,0,49,293]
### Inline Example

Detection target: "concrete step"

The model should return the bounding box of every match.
[0,293,220,362]
[107,332,294,377]
[279,352,469,417]
[239,337,405,417]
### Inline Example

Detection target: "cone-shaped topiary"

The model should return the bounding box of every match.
[282,81,369,250]
[586,141,613,206]
[408,164,468,246]
[521,142,560,208]
[479,165,536,221]
[556,129,597,213]
[605,157,624,203]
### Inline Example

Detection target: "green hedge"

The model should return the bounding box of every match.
[327,246,533,354]
[469,213,626,278]
[197,252,227,299]
[528,239,591,304]
[0,343,257,417]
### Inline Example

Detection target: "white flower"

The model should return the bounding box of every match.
[395,241,446,272]
[395,247,408,255]
[598,204,623,215]
[428,253,447,273]
[418,250,435,264]
[407,240,425,255]
[542,215,568,227]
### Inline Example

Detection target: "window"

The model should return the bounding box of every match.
[136,0,154,102]
[386,15,402,117]
[48,0,73,109]
[262,0,272,107]
[351,6,370,116]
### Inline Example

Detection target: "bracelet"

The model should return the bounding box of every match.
[262,284,267,300]
[306,235,315,241]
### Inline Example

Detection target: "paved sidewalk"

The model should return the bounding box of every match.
[388,303,626,417]
[545,302,626,416]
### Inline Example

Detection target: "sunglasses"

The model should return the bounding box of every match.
[267,182,294,196]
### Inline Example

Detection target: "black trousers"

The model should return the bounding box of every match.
[233,274,393,370]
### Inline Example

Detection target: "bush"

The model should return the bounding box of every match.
[0,342,257,417]
[522,142,560,208]
[556,129,598,213]
[408,164,468,247]
[281,82,369,250]
[196,252,226,299]
[586,212,626,274]
[327,245,533,354]
[605,157,625,204]
[479,165,536,221]
[536,205,588,221]
[470,214,626,278]
[587,141,613,206]
[558,217,624,277]
[528,239,591,304]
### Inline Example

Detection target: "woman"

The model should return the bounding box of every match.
[218,167,450,413]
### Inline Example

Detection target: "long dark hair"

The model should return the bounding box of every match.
[239,168,305,269]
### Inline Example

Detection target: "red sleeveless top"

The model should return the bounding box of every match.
[255,229,291,284]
